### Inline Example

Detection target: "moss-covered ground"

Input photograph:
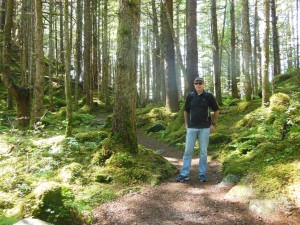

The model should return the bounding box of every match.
[0,82,175,224]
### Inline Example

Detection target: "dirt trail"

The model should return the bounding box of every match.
[91,129,299,225]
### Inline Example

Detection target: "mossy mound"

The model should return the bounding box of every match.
[9,182,83,225]
[98,146,175,186]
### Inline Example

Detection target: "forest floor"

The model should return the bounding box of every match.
[91,129,300,225]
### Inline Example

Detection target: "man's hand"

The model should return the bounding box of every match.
[210,124,215,133]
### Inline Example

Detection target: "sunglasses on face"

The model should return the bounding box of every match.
[194,82,203,85]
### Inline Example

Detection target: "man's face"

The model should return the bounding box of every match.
[194,80,204,92]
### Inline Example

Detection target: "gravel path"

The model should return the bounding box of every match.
[91,129,299,225]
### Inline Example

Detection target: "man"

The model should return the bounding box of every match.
[176,77,220,182]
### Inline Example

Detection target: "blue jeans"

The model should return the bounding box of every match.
[180,128,210,177]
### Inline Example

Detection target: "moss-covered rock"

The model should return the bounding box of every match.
[16,182,82,225]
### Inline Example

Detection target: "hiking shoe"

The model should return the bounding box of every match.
[176,175,189,182]
[199,174,207,182]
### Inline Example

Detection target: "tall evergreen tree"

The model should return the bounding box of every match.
[111,0,141,153]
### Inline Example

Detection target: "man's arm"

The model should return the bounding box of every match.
[211,110,219,125]
[184,111,189,129]
[210,110,219,132]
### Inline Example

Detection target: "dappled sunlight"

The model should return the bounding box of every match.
[32,135,65,146]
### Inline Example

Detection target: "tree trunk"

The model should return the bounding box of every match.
[242,0,252,101]
[151,0,162,103]
[186,0,198,92]
[74,0,82,111]
[64,0,73,137]
[84,0,92,107]
[163,0,179,112]
[211,0,222,105]
[262,0,270,105]
[111,0,141,153]
[48,0,55,111]
[92,0,98,93]
[253,0,259,97]
[160,2,166,104]
[102,0,110,106]
[271,0,281,77]
[2,0,30,127]
[31,0,45,126]
[230,0,238,99]
[0,0,5,30]
[59,1,64,66]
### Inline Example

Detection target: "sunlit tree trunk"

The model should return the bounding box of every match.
[230,0,238,99]
[102,0,110,106]
[271,0,281,77]
[211,0,222,105]
[31,0,45,126]
[59,0,64,66]
[48,0,55,111]
[64,0,72,137]
[112,0,141,153]
[163,0,179,112]
[262,0,270,105]
[186,0,198,92]
[74,0,82,111]
[253,0,259,97]
[242,0,252,101]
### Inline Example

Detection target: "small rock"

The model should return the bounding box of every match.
[14,218,54,225]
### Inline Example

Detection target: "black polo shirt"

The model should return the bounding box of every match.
[184,91,219,128]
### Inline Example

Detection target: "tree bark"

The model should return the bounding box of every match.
[64,0,73,137]
[186,0,198,92]
[163,0,179,112]
[0,0,5,30]
[271,0,281,77]
[151,0,162,103]
[262,0,271,105]
[211,0,222,105]
[84,0,92,107]
[253,0,259,97]
[242,0,252,101]
[230,0,238,99]
[74,0,82,111]
[31,0,45,126]
[48,0,55,111]
[111,0,141,153]
[102,0,110,106]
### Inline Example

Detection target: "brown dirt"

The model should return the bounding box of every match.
[91,130,300,225]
